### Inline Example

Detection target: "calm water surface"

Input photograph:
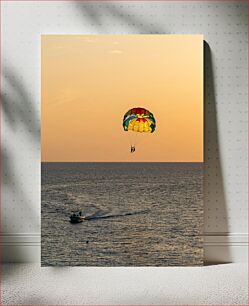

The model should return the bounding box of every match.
[41,163,203,266]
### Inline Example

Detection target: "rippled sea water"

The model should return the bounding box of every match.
[41,162,203,266]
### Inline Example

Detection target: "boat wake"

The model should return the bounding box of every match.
[84,209,150,221]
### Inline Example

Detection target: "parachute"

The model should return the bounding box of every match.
[123,107,156,133]
[123,107,156,152]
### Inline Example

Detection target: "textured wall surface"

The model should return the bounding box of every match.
[1,1,248,263]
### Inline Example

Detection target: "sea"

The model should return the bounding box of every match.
[41,162,203,266]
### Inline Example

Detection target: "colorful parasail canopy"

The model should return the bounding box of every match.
[123,107,156,133]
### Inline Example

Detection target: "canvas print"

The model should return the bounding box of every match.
[41,35,203,266]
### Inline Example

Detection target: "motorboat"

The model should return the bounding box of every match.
[70,211,86,223]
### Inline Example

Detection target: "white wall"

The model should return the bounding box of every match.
[1,1,248,263]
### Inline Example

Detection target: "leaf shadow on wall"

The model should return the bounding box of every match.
[74,2,166,34]
[204,42,231,264]
[1,66,40,266]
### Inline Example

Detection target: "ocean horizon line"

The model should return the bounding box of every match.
[41,161,204,163]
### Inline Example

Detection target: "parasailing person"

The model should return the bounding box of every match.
[122,107,156,153]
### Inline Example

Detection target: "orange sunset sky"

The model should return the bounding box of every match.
[41,35,203,162]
